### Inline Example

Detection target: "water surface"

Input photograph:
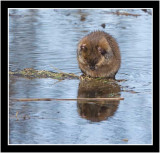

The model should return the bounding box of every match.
[9,9,152,144]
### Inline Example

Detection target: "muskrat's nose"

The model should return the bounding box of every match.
[90,66,95,71]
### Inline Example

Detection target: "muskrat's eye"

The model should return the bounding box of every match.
[97,47,106,55]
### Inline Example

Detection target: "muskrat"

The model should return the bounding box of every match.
[77,31,121,78]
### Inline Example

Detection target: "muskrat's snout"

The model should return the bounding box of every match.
[89,65,95,71]
[88,60,98,71]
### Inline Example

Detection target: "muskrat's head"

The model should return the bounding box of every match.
[77,32,113,71]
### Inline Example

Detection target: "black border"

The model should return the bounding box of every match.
[2,1,159,152]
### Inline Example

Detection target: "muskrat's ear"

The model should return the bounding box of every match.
[80,44,87,50]
[97,46,106,55]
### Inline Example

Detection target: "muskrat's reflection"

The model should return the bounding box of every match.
[77,78,121,122]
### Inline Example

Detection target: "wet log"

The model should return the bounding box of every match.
[107,11,141,17]
[10,97,124,102]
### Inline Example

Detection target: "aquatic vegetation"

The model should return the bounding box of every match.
[9,68,79,80]
[9,68,119,83]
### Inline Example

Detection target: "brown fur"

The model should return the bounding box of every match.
[77,31,121,78]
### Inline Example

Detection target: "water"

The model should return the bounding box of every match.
[9,9,152,144]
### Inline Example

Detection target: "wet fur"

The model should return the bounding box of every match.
[77,31,121,78]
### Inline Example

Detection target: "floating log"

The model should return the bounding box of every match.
[10,97,124,102]
[108,11,141,17]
